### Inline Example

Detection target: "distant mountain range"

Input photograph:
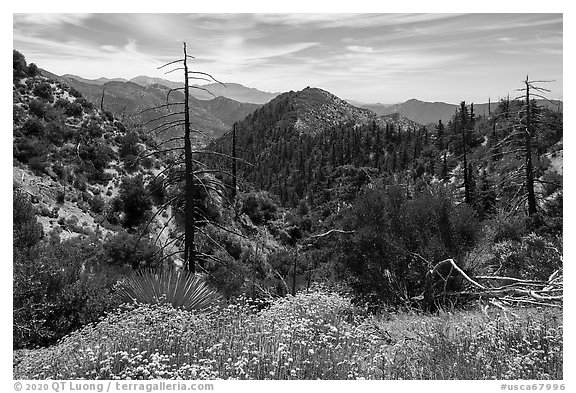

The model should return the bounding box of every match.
[45,71,261,146]
[60,74,128,85]
[47,71,563,136]
[61,74,279,105]
[356,98,563,125]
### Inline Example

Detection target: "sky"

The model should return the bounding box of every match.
[13,13,563,105]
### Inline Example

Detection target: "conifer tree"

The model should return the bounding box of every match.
[435,119,445,150]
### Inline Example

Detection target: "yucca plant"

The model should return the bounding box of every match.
[117,267,222,311]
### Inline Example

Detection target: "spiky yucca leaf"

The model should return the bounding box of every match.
[117,268,222,311]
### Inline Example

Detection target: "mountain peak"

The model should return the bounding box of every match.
[284,87,379,135]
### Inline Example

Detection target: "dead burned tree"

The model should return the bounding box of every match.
[136,42,229,273]
[133,43,255,277]
[516,76,554,216]
[181,43,196,273]
[100,86,105,111]
[482,76,555,217]
[231,122,237,203]
[421,258,563,314]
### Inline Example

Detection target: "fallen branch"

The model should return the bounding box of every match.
[424,258,562,312]
[441,259,486,290]
[310,229,355,239]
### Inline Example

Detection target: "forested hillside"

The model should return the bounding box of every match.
[206,82,563,307]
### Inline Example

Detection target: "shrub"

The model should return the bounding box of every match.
[76,97,93,110]
[337,184,481,306]
[73,176,87,191]
[13,237,121,348]
[53,97,71,111]
[28,99,49,118]
[142,156,154,169]
[66,102,84,117]
[102,231,160,270]
[21,117,45,136]
[118,174,153,228]
[114,120,126,133]
[90,195,106,214]
[27,63,40,77]
[13,188,43,250]
[490,234,562,280]
[119,131,140,159]
[69,87,82,98]
[490,213,526,243]
[13,50,27,80]
[33,81,54,102]
[240,191,279,225]
[28,155,49,174]
[37,203,52,217]
[84,121,104,139]
[78,142,115,175]
[147,176,166,205]
[14,137,48,164]
[56,190,66,204]
[45,121,74,145]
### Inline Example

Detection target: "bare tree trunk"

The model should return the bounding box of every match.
[462,122,470,204]
[183,42,196,272]
[100,86,105,111]
[292,249,298,296]
[232,122,237,202]
[524,76,537,216]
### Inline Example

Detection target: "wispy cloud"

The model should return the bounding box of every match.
[12,13,563,103]
[346,45,375,53]
[251,13,461,29]
[14,13,92,27]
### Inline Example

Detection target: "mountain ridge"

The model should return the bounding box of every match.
[207,86,426,206]
[45,72,261,146]
[358,97,563,125]
[60,73,280,105]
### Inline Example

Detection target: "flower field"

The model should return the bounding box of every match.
[13,289,562,380]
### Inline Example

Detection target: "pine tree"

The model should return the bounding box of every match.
[435,119,445,150]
